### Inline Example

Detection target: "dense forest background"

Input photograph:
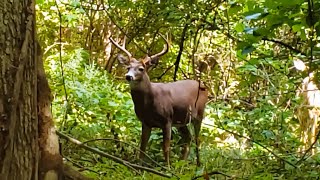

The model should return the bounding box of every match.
[36,0,319,179]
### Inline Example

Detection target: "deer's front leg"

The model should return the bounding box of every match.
[139,123,151,160]
[163,122,172,166]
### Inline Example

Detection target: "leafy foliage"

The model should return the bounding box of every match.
[37,0,320,179]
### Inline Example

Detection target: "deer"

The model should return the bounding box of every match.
[109,35,208,166]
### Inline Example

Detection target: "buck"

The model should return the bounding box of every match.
[109,35,208,166]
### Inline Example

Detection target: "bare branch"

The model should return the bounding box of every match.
[56,131,172,178]
[173,22,189,81]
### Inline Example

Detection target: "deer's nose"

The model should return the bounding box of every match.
[125,75,133,81]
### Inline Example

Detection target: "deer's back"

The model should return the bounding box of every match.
[151,80,208,126]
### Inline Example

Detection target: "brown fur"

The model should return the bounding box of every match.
[110,36,208,165]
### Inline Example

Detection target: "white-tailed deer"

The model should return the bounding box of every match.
[109,35,208,166]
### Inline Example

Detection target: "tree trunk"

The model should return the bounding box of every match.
[0,0,63,179]
[37,42,63,180]
[0,0,38,179]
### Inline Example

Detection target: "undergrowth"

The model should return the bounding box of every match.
[45,48,320,179]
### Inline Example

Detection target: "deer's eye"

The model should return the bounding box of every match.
[138,67,144,72]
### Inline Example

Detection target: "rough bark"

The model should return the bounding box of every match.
[0,0,65,179]
[0,0,38,179]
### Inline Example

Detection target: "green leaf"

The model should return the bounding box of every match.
[108,101,118,107]
[253,28,270,36]
[292,24,303,32]
[278,0,303,6]
[264,0,277,8]
[235,23,245,32]
[300,29,307,40]
[242,46,255,55]
[262,130,275,139]
[36,0,44,5]
[248,58,259,65]
[229,3,243,16]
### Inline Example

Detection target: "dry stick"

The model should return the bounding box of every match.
[56,131,173,178]
[202,122,298,168]
[82,138,170,171]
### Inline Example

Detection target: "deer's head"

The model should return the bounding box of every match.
[109,35,169,83]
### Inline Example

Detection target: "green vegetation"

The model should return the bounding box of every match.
[37,0,320,179]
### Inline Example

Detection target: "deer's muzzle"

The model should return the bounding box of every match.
[125,75,133,81]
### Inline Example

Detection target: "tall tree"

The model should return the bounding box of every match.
[0,0,63,179]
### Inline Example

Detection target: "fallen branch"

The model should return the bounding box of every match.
[81,138,168,171]
[56,131,172,178]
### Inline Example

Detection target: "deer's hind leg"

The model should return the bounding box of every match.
[163,122,172,166]
[194,110,204,166]
[178,126,192,160]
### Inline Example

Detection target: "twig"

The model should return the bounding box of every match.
[261,37,306,56]
[54,0,69,130]
[156,64,174,80]
[56,131,173,178]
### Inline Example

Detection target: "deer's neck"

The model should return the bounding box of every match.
[129,75,154,106]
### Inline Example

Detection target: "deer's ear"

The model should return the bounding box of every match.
[143,57,159,67]
[117,54,130,65]
[150,57,160,65]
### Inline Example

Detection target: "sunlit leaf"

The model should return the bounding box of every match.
[245,13,262,20]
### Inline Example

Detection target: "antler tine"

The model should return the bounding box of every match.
[109,37,132,58]
[150,34,169,59]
